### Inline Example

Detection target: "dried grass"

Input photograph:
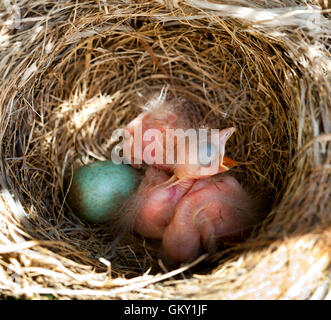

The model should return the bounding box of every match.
[0,0,330,299]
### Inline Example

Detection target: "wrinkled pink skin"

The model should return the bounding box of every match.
[124,110,176,170]
[134,168,254,263]
[124,109,236,179]
[162,174,253,263]
[134,167,194,239]
[124,98,247,263]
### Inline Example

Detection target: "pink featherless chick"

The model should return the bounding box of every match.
[162,174,263,263]
[117,166,194,239]
[133,167,195,239]
[123,87,238,181]
[121,168,263,264]
[115,88,260,262]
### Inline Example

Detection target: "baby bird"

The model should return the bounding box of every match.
[162,174,262,262]
[113,88,260,263]
[122,168,262,263]
[123,88,237,181]
[131,166,194,239]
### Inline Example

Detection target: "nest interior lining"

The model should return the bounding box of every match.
[0,0,330,299]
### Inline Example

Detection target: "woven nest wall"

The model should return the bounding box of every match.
[0,0,330,299]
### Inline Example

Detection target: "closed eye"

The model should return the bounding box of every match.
[198,142,219,167]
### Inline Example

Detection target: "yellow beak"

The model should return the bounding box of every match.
[219,156,238,170]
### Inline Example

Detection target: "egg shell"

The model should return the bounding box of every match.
[66,161,141,223]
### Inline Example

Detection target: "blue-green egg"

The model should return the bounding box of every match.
[66,161,141,223]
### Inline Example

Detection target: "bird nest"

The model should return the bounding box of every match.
[0,0,330,299]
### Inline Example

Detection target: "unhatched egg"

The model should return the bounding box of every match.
[66,161,141,223]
